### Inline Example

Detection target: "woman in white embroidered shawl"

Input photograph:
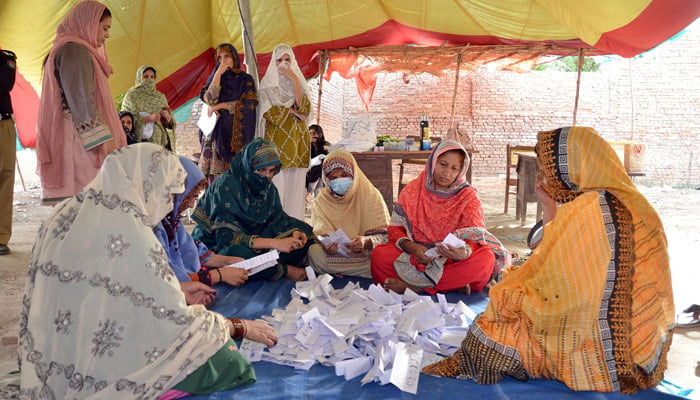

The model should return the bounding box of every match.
[258,44,312,220]
[19,144,276,399]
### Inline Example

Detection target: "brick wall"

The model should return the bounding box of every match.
[176,26,700,185]
[314,27,700,186]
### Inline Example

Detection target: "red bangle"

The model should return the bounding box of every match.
[229,318,247,339]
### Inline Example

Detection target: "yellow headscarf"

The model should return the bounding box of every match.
[425,127,674,393]
[310,149,390,237]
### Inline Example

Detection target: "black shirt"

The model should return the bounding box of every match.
[0,50,17,115]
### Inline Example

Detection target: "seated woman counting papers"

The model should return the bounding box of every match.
[424,127,675,393]
[154,156,249,306]
[19,143,277,399]
[308,149,391,277]
[192,138,312,282]
[371,139,509,295]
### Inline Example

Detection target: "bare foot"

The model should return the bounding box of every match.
[456,285,471,295]
[383,278,409,294]
[285,265,308,282]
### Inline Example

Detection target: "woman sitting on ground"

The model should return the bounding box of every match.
[371,139,509,294]
[192,138,311,282]
[19,143,276,399]
[308,149,390,278]
[424,127,674,393]
[154,156,251,306]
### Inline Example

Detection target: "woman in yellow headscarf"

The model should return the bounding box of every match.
[424,127,674,393]
[308,149,390,277]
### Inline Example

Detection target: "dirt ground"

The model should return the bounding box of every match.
[1,150,699,394]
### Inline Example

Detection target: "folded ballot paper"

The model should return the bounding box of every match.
[424,233,466,259]
[197,104,218,139]
[224,250,279,276]
[317,229,352,257]
[138,112,155,140]
[243,271,480,394]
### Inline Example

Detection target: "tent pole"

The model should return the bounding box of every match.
[449,53,463,130]
[572,48,584,126]
[238,0,259,85]
[15,157,26,192]
[316,50,326,125]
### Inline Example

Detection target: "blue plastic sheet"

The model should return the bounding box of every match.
[193,277,682,400]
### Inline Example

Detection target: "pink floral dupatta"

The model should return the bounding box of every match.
[37,0,126,188]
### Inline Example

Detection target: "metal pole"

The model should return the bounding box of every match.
[316,50,326,125]
[572,48,584,126]
[449,53,464,130]
[238,0,259,85]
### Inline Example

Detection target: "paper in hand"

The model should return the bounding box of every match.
[197,105,218,139]
[424,233,466,259]
[138,111,155,139]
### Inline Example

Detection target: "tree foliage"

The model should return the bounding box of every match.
[533,56,601,72]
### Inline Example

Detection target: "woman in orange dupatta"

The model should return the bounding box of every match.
[371,140,509,295]
[424,127,674,393]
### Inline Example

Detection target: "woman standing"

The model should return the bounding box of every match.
[198,44,258,182]
[306,124,331,194]
[36,1,126,205]
[424,127,674,393]
[259,44,311,220]
[121,65,176,150]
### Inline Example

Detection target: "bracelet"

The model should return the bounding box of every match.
[229,318,248,339]
[213,268,223,284]
[197,269,212,286]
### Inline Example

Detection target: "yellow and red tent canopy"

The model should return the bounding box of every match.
[2,0,698,148]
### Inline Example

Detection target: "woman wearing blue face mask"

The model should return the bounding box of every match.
[308,149,390,277]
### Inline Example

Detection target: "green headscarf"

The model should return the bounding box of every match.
[191,138,312,252]
[120,65,175,148]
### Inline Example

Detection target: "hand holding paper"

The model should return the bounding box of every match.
[197,104,218,139]
[424,233,466,259]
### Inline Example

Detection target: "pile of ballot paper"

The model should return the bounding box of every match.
[237,268,479,394]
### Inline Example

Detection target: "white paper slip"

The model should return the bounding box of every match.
[424,233,467,259]
[420,351,445,370]
[238,338,265,362]
[318,229,353,258]
[310,154,326,167]
[455,300,478,322]
[335,356,372,380]
[305,266,317,281]
[138,111,155,139]
[390,342,423,394]
[197,104,218,138]
[225,250,279,276]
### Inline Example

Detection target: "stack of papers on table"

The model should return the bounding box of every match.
[424,233,466,259]
[317,229,352,257]
[224,250,279,276]
[239,272,480,394]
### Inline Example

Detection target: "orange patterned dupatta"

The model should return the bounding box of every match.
[424,127,674,393]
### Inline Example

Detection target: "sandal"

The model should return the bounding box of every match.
[675,304,700,329]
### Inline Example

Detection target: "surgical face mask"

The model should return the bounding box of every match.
[329,177,353,196]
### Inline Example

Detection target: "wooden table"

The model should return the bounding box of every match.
[352,150,475,213]
[515,152,542,225]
